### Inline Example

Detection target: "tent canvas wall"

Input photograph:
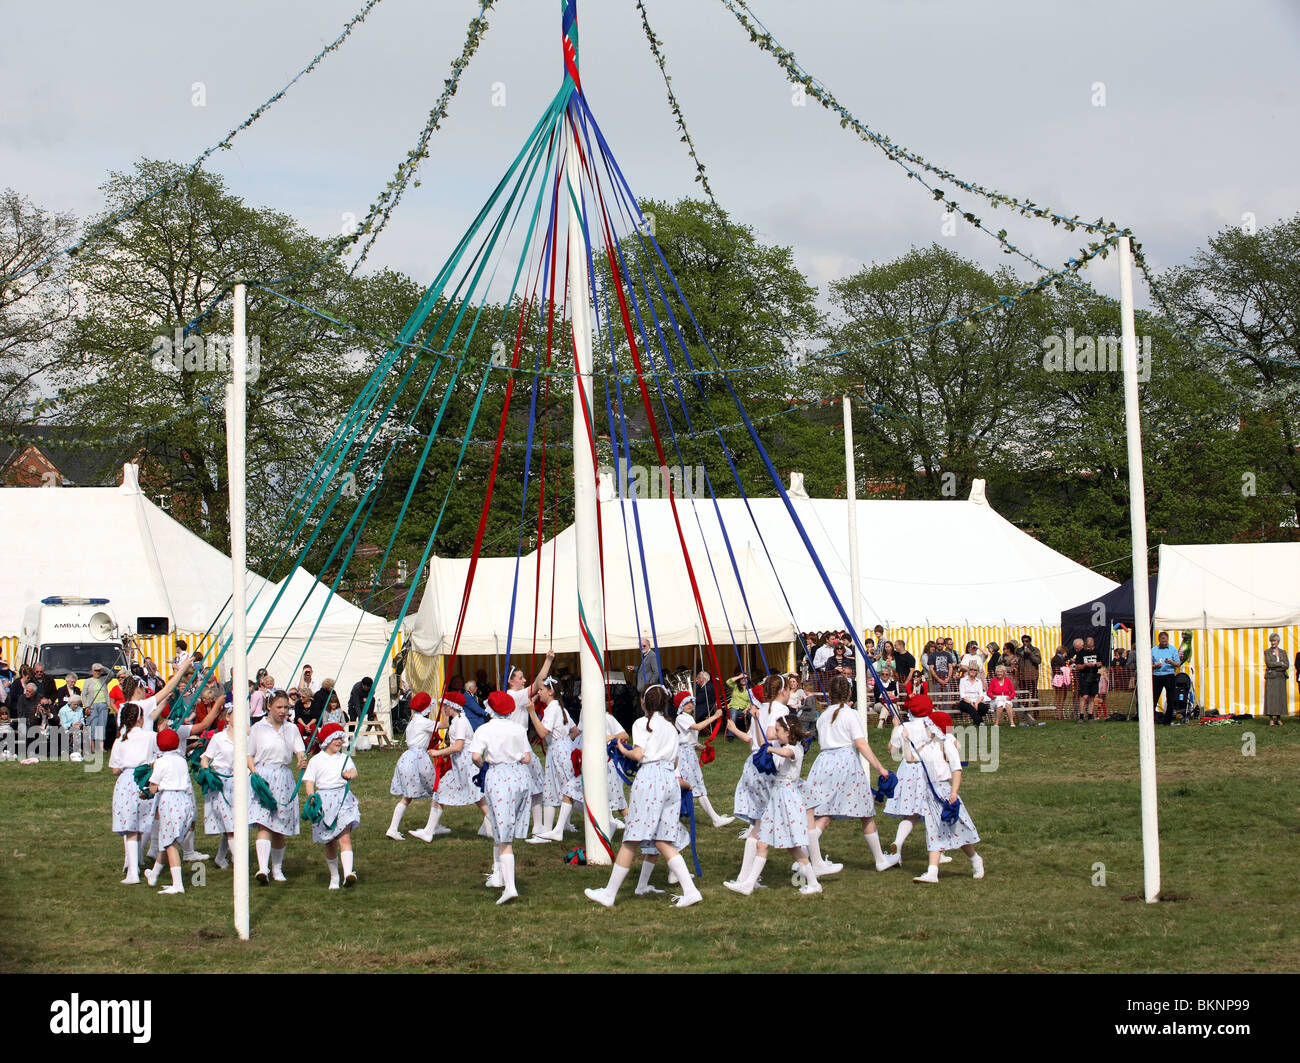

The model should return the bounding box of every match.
[1153,543,1300,716]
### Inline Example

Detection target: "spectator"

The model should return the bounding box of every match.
[15,682,50,730]
[54,671,80,706]
[724,672,751,740]
[988,665,1017,727]
[873,663,899,728]
[348,677,374,721]
[635,636,662,695]
[141,657,163,694]
[985,642,1001,677]
[877,640,896,677]
[830,641,851,675]
[1110,647,1133,691]
[250,672,276,721]
[812,636,836,672]
[1050,644,1071,713]
[298,665,319,694]
[1072,637,1100,722]
[693,670,718,720]
[872,624,886,650]
[926,639,958,702]
[58,693,88,759]
[957,662,991,726]
[893,638,917,690]
[81,663,115,752]
[863,638,876,662]
[473,668,495,698]
[959,641,983,673]
[1151,631,1182,726]
[309,678,335,721]
[1018,635,1042,706]
[170,638,190,675]
[286,688,303,722]
[31,663,58,703]
[0,658,13,704]
[461,679,489,730]
[320,689,348,730]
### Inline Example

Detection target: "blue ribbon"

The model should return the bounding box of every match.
[679,786,701,876]
[607,739,638,785]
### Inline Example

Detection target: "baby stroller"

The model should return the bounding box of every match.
[1170,672,1199,722]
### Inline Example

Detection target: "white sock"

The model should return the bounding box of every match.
[499,853,516,895]
[326,856,339,886]
[124,838,139,871]
[423,804,443,833]
[807,826,826,867]
[865,830,885,862]
[216,835,229,862]
[744,854,767,888]
[531,797,545,834]
[799,861,819,888]
[271,846,285,872]
[916,863,939,881]
[666,854,701,899]
[541,804,555,834]
[699,795,722,821]
[894,820,914,852]
[388,802,407,834]
[603,862,631,899]
[255,838,271,874]
[738,836,758,882]
[557,802,573,832]
[637,861,657,891]
[183,829,196,854]
[169,864,183,888]
[341,850,354,877]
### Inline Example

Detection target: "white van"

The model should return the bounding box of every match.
[19,597,130,679]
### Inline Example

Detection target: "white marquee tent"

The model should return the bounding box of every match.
[406,477,1117,668]
[1154,542,1300,629]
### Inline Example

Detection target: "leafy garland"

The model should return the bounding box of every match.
[4,0,388,285]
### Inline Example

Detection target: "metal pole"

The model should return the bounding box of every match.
[1119,236,1161,903]
[563,2,611,863]
[843,396,872,762]
[228,282,251,939]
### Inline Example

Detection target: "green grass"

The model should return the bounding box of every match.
[1,721,1297,973]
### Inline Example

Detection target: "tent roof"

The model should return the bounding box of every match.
[0,464,271,633]
[1061,576,1157,629]
[1153,543,1300,629]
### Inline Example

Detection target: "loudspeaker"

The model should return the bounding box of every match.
[137,617,169,636]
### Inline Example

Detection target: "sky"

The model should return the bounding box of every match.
[3,0,1298,312]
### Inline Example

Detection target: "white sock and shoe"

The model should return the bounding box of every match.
[971,852,985,880]
[666,854,702,907]
[386,802,407,841]
[409,805,441,843]
[270,845,287,882]
[585,863,630,908]
[913,864,940,884]
[121,840,141,884]
[159,866,185,895]
[796,862,822,895]
[341,850,356,887]
[634,861,664,895]
[865,830,900,871]
[326,856,340,889]
[496,854,518,904]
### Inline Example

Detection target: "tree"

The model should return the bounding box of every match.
[57,159,401,564]
[1159,215,1300,530]
[0,190,77,437]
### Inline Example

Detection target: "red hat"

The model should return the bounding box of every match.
[156,728,180,752]
[442,692,466,711]
[673,691,695,711]
[906,692,933,717]
[410,692,432,714]
[487,690,516,716]
[930,710,954,733]
[317,722,346,747]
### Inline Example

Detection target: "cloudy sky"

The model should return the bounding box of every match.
[4,0,1297,309]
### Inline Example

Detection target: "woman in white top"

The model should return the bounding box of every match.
[387,692,437,840]
[408,693,488,842]
[143,728,195,895]
[803,675,900,875]
[200,705,238,869]
[585,686,703,910]
[727,674,789,890]
[247,690,307,885]
[911,711,983,883]
[503,650,556,838]
[957,664,991,726]
[527,682,584,842]
[303,722,360,888]
[468,691,535,905]
[726,715,822,896]
[109,702,157,884]
[672,691,733,829]
[885,691,949,866]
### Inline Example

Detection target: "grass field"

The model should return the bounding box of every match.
[2,720,1297,974]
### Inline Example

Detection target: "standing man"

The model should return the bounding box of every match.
[1151,631,1183,726]
[1073,637,1101,721]
[348,676,375,721]
[893,638,917,690]
[812,635,835,673]
[635,636,662,695]
[1018,635,1042,707]
[693,670,718,720]
[461,679,489,731]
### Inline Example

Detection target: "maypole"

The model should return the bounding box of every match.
[563,0,612,864]
[228,281,251,940]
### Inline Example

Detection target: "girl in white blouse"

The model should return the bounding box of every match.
[672,691,733,828]
[303,722,360,888]
[408,693,488,842]
[109,702,156,884]
[200,706,237,869]
[528,682,583,843]
[468,691,535,905]
[144,728,194,895]
[247,691,307,885]
[585,686,703,910]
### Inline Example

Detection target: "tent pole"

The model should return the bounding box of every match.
[228,281,251,940]
[564,2,611,863]
[843,396,872,759]
[1119,236,1160,903]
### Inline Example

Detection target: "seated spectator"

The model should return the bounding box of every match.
[957,662,991,726]
[58,693,88,760]
[988,665,1017,727]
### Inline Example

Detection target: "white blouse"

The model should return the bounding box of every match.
[406,712,436,751]
[149,750,190,792]
[468,718,531,765]
[815,704,865,750]
[773,741,804,783]
[675,712,699,748]
[203,729,235,774]
[304,749,356,790]
[751,701,789,742]
[109,726,156,771]
[248,717,304,768]
[632,715,678,765]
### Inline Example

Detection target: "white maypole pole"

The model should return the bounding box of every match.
[843,396,872,763]
[563,1,611,864]
[1119,235,1161,903]
[228,281,251,938]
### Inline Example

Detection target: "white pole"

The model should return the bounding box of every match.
[228,282,251,939]
[843,396,872,764]
[1119,236,1160,903]
[566,87,611,865]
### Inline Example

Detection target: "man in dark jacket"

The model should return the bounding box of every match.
[348,677,374,721]
[693,670,718,719]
